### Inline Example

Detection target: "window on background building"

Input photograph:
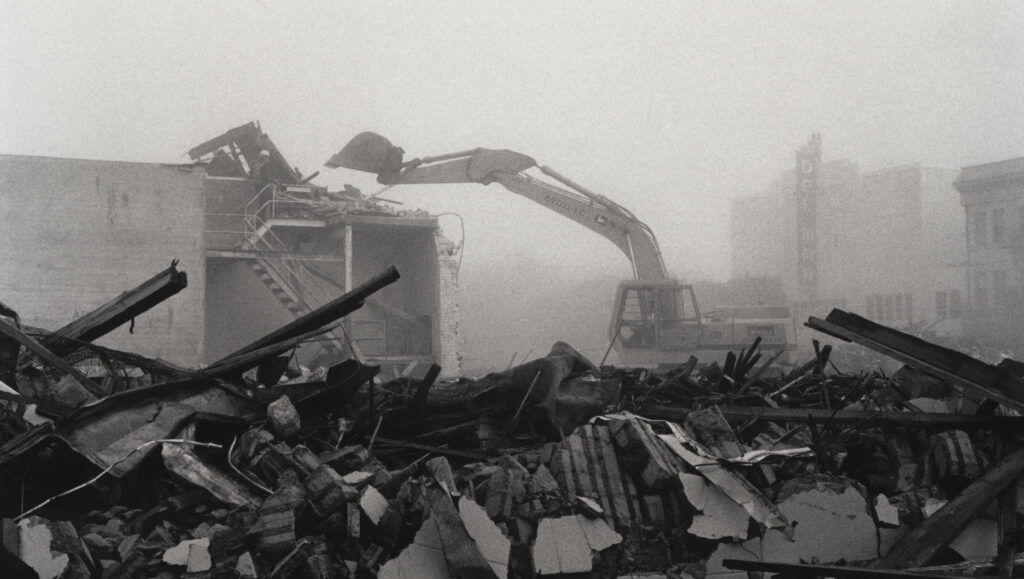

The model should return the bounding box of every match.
[975,272,989,309]
[866,296,875,319]
[884,294,894,321]
[936,291,948,319]
[994,270,1007,306]
[974,210,988,248]
[992,208,1005,246]
[905,293,914,322]
[875,295,885,320]
[950,289,962,318]
[894,293,904,320]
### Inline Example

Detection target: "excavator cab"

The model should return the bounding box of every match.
[612,280,702,357]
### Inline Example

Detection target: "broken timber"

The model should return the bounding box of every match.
[724,559,960,579]
[0,317,104,398]
[219,265,400,360]
[42,260,187,357]
[874,445,1024,569]
[683,405,1024,429]
[807,309,1024,411]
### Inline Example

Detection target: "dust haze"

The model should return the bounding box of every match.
[3,1,1023,371]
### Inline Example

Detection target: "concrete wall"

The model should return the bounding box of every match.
[204,259,296,362]
[0,155,207,366]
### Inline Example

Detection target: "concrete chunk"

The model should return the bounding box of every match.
[267,395,301,439]
[16,516,92,579]
[162,537,210,566]
[360,486,389,525]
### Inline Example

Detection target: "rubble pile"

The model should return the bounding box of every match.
[2,266,1024,578]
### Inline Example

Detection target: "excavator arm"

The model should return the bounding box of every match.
[327,132,670,281]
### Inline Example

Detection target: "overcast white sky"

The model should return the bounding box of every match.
[3,1,1023,281]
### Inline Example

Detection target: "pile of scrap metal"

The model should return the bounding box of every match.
[3,267,1024,579]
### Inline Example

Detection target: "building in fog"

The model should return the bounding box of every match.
[0,123,463,378]
[731,139,965,341]
[953,156,1024,348]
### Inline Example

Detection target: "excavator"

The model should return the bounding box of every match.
[327,133,795,367]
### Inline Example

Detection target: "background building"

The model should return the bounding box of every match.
[731,137,965,348]
[0,123,463,378]
[954,156,1024,350]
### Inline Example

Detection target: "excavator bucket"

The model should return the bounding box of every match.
[324,132,397,173]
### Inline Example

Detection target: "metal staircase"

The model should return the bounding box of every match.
[240,184,349,361]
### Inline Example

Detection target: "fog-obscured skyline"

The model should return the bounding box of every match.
[3,1,1023,283]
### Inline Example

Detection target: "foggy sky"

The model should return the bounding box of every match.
[2,1,1023,282]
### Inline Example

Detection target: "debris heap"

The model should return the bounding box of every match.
[1,269,1023,578]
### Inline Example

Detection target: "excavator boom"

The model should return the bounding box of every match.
[327,133,669,281]
[327,132,795,368]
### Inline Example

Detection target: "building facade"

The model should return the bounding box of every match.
[953,156,1024,349]
[0,143,463,378]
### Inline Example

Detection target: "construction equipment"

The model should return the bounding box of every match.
[327,133,795,367]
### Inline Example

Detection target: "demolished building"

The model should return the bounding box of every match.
[0,122,462,378]
[1,288,1023,578]
[3,126,1024,578]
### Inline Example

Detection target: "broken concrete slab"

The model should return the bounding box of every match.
[678,472,750,540]
[161,441,261,508]
[459,496,510,578]
[14,516,92,579]
[574,513,622,551]
[533,515,592,575]
[378,513,448,579]
[425,485,497,578]
[762,476,879,564]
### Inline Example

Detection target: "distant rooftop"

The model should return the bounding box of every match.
[954,156,1024,192]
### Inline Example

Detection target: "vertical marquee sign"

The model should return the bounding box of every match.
[795,134,822,304]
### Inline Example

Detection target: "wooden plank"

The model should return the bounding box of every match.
[725,558,963,579]
[45,261,187,355]
[691,405,1024,429]
[997,474,1019,576]
[874,446,1024,569]
[807,310,1024,411]
[218,265,398,361]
